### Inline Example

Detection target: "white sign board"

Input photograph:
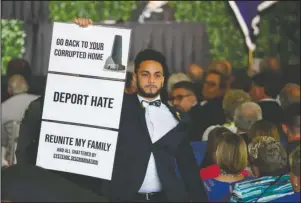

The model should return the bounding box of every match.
[36,22,131,180]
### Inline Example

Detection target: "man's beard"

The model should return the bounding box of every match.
[136,79,162,99]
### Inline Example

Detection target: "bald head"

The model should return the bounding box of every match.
[187,64,204,82]
[279,83,300,109]
[234,102,262,132]
[260,57,280,72]
[8,75,29,96]
[167,73,191,94]
[208,60,232,78]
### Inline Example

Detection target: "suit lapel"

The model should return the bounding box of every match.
[162,101,182,122]
[132,94,153,144]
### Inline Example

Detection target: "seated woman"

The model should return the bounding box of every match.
[274,146,300,202]
[248,119,281,142]
[200,127,249,180]
[230,136,293,202]
[203,132,253,202]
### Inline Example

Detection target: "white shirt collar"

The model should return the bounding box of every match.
[200,101,208,106]
[259,98,278,103]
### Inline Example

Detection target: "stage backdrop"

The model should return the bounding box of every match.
[23,22,211,76]
[1,1,211,75]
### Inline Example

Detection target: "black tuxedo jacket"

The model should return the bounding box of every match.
[196,97,226,140]
[258,100,283,125]
[101,94,207,202]
[1,164,107,202]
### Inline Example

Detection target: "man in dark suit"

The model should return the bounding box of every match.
[169,81,202,141]
[197,70,227,138]
[17,18,207,202]
[249,71,284,125]
[101,49,206,202]
[1,164,107,202]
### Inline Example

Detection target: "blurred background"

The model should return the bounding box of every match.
[1,1,300,74]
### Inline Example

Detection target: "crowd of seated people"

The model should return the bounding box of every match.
[156,56,300,202]
[1,53,300,202]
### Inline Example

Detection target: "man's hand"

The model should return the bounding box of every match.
[73,18,93,27]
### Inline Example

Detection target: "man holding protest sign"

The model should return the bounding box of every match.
[73,18,207,202]
[15,18,207,202]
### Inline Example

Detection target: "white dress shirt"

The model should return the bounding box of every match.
[259,97,280,105]
[137,95,178,193]
[2,93,39,125]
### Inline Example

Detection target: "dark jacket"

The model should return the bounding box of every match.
[101,94,207,202]
[197,97,226,139]
[1,164,107,202]
[258,100,284,125]
[16,96,103,195]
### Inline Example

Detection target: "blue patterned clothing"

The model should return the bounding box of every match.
[204,176,255,202]
[272,192,300,202]
[230,174,294,202]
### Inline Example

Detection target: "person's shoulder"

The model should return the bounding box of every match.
[122,93,139,107]
[21,96,43,121]
[28,96,43,109]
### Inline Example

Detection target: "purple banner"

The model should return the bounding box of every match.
[228,1,278,50]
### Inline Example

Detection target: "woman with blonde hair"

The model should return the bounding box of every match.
[231,136,293,202]
[203,133,254,202]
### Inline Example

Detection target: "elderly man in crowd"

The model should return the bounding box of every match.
[222,89,252,132]
[187,64,204,84]
[2,59,32,102]
[208,60,232,79]
[197,70,227,138]
[2,75,38,167]
[233,102,263,145]
[169,81,202,141]
[279,83,300,110]
[250,71,283,125]
[281,103,300,155]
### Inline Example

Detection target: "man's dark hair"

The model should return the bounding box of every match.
[282,103,300,133]
[230,69,252,93]
[6,59,32,83]
[251,70,282,98]
[125,72,133,88]
[172,81,201,102]
[203,69,227,89]
[134,49,169,77]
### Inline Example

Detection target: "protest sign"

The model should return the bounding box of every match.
[36,22,131,180]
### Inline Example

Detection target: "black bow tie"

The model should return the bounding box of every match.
[141,100,161,107]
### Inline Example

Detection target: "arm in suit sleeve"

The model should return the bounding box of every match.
[16,98,42,165]
[176,136,208,202]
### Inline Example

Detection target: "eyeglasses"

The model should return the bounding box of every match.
[204,81,217,87]
[169,94,191,102]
